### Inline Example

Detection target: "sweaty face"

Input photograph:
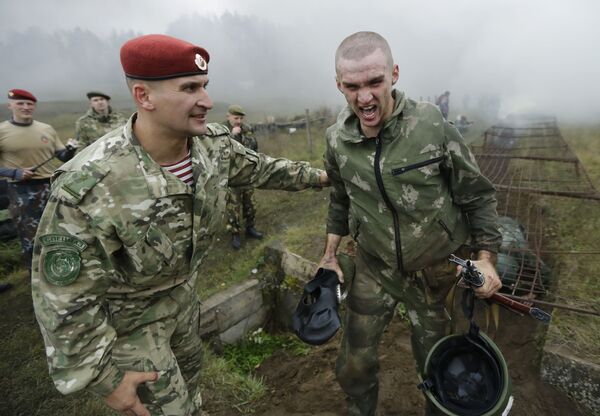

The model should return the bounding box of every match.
[226,113,244,127]
[90,97,109,114]
[8,99,36,123]
[336,48,399,137]
[148,75,213,137]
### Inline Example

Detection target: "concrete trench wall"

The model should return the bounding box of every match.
[541,345,600,415]
[198,242,316,344]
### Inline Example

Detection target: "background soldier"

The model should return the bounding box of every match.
[222,104,263,249]
[0,88,77,272]
[319,32,501,416]
[32,34,328,416]
[435,90,451,120]
[75,91,127,150]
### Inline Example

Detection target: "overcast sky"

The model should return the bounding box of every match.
[1,0,599,121]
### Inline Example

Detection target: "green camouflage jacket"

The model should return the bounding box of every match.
[75,107,128,149]
[32,115,322,396]
[325,90,501,273]
[222,120,258,151]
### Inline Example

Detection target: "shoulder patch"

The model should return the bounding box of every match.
[40,234,87,286]
[57,162,110,204]
[205,122,231,137]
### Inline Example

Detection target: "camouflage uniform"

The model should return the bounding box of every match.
[7,180,51,268]
[74,107,128,149]
[324,90,501,415]
[32,115,322,415]
[222,120,259,233]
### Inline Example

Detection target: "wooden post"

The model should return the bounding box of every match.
[305,109,313,160]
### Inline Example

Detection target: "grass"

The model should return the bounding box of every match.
[542,124,600,364]
[200,348,266,415]
[223,328,310,374]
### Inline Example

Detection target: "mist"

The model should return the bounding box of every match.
[1,0,599,122]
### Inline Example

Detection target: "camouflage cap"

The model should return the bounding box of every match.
[86,91,111,100]
[228,104,245,116]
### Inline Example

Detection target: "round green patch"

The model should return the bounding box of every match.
[43,249,81,286]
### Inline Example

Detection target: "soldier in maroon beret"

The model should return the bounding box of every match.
[32,34,329,416]
[0,89,78,274]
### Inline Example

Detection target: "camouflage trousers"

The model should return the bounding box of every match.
[226,188,256,233]
[336,246,468,416]
[107,281,203,416]
[7,179,51,271]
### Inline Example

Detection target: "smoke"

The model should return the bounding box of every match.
[1,0,599,121]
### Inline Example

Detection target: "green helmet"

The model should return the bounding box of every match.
[418,327,513,416]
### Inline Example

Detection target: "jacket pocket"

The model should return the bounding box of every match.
[391,156,444,176]
[122,224,178,284]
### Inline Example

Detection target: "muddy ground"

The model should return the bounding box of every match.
[208,305,588,416]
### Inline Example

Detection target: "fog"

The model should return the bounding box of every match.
[1,0,599,121]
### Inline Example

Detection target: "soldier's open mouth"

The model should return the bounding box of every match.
[360,105,377,121]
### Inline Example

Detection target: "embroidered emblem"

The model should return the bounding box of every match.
[195,53,207,71]
[40,234,88,286]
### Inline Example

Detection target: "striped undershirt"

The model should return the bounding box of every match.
[161,151,194,186]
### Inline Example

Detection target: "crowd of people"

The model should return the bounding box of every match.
[1,31,504,416]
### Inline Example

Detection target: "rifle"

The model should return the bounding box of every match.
[448,254,551,324]
[31,144,75,172]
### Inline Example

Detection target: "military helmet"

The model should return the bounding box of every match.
[291,268,342,346]
[418,327,513,416]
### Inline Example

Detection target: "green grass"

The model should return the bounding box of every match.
[542,124,600,364]
[223,328,310,374]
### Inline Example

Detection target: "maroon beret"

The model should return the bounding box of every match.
[7,89,37,102]
[120,34,210,80]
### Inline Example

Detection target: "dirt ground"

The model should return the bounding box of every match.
[213,307,588,416]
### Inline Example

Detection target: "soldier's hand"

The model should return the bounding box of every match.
[16,168,34,181]
[231,126,242,135]
[318,254,344,283]
[470,258,502,299]
[105,371,158,416]
[319,171,330,187]
[66,138,80,149]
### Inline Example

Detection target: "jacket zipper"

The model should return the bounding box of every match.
[391,156,444,176]
[374,136,404,273]
[437,219,454,241]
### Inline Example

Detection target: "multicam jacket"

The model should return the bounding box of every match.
[325,90,501,273]
[222,121,258,151]
[32,115,322,396]
[75,107,128,149]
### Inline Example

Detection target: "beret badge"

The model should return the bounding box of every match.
[195,53,207,71]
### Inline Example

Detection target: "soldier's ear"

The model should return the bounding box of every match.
[132,83,155,111]
[335,76,343,93]
[391,64,399,85]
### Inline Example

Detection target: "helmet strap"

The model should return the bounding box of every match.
[461,288,481,338]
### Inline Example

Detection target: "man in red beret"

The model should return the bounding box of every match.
[0,89,78,273]
[32,34,329,416]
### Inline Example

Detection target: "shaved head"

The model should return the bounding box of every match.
[335,31,394,75]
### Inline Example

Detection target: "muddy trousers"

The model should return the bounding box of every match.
[226,188,256,233]
[7,179,50,271]
[335,247,461,416]
[108,281,204,416]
